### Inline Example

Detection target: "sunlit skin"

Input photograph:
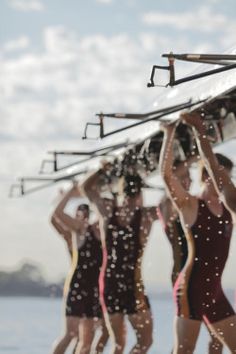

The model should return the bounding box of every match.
[159,114,236,354]
[158,163,191,263]
[50,184,109,354]
[82,167,158,354]
[200,169,232,219]
[159,160,224,353]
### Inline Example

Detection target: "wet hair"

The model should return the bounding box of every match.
[77,203,90,213]
[215,153,233,171]
[120,173,143,197]
[201,153,233,180]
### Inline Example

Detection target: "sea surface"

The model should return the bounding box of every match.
[0,296,232,354]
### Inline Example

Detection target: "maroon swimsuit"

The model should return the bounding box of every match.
[103,206,150,314]
[66,226,102,318]
[174,199,235,324]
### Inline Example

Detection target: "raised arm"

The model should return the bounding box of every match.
[158,152,198,222]
[51,215,73,256]
[159,123,197,225]
[82,165,113,219]
[181,112,236,213]
[52,183,84,232]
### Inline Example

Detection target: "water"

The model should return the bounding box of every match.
[0,296,231,354]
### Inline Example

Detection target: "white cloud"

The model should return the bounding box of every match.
[8,0,44,12]
[1,25,236,284]
[4,36,30,52]
[142,6,236,33]
[0,28,157,141]
[1,25,234,144]
[44,26,78,54]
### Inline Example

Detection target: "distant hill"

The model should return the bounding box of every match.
[1,263,235,305]
[0,263,63,297]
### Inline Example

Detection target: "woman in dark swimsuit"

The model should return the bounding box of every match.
[83,170,158,354]
[159,114,236,353]
[50,184,108,354]
[158,160,224,353]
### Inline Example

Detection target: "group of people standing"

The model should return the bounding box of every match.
[49,112,236,354]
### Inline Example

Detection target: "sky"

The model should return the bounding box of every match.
[1,0,236,290]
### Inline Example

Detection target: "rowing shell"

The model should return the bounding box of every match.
[11,48,236,195]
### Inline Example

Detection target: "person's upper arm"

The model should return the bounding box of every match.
[54,212,82,232]
[160,158,193,214]
[51,214,72,241]
[52,184,83,232]
[183,113,236,213]
[165,173,194,212]
[159,124,194,215]
[51,214,68,234]
[219,171,236,213]
[83,178,113,219]
[203,157,236,212]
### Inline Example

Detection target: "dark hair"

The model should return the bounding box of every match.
[215,153,233,171]
[201,153,233,179]
[122,173,143,197]
[77,204,90,213]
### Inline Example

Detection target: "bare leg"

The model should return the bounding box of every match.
[72,340,79,354]
[94,319,110,354]
[208,314,236,352]
[205,326,223,353]
[173,316,201,354]
[74,318,96,354]
[52,316,79,354]
[128,309,153,354]
[107,313,126,354]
